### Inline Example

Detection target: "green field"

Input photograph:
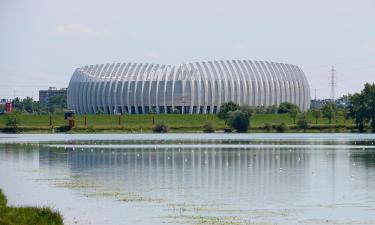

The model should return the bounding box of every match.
[0,112,356,133]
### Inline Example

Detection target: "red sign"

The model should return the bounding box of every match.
[5,102,12,113]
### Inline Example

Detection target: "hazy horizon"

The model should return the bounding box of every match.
[1,0,374,100]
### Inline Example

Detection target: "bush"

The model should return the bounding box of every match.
[264,123,273,132]
[55,125,71,133]
[4,113,22,133]
[217,102,240,122]
[278,102,299,114]
[275,123,289,133]
[227,110,250,132]
[203,121,215,133]
[153,121,169,133]
[297,114,310,132]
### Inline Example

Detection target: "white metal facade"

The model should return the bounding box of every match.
[67,60,311,114]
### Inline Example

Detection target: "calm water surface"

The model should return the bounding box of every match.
[1,133,375,225]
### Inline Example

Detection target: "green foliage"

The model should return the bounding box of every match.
[289,108,299,124]
[278,102,299,114]
[297,113,310,132]
[217,102,240,122]
[239,105,254,117]
[264,123,273,132]
[153,121,169,133]
[203,121,215,133]
[227,110,250,132]
[4,113,21,133]
[48,95,67,114]
[251,105,278,114]
[321,102,337,124]
[348,83,375,132]
[0,189,63,225]
[11,97,44,114]
[275,123,289,133]
[311,109,321,124]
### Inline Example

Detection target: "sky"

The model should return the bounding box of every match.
[0,0,374,100]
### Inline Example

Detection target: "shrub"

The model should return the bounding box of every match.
[275,123,289,133]
[264,123,273,132]
[227,110,250,132]
[278,102,299,114]
[203,121,215,133]
[4,113,22,133]
[153,121,169,133]
[55,125,71,133]
[217,102,240,122]
[297,114,310,133]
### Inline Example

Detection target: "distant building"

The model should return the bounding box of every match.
[0,99,12,113]
[39,87,67,106]
[68,60,311,115]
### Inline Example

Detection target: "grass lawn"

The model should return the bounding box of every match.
[0,113,354,132]
[0,189,63,225]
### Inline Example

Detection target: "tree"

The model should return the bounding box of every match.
[321,102,337,124]
[278,102,299,114]
[11,98,23,111]
[311,109,321,124]
[289,108,299,124]
[348,83,375,132]
[48,95,67,114]
[22,97,34,113]
[227,110,250,132]
[217,102,240,122]
[297,113,310,133]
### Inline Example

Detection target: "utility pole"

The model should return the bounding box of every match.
[329,66,336,102]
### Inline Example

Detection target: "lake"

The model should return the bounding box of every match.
[1,133,375,225]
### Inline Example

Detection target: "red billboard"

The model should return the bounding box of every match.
[5,102,12,113]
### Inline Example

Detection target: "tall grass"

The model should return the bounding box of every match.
[0,189,63,225]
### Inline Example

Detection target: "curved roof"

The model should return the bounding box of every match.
[68,60,311,114]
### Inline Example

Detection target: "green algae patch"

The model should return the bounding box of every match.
[85,190,163,203]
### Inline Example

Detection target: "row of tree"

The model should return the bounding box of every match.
[216,83,375,133]
[6,95,67,114]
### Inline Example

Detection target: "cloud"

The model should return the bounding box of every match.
[55,23,112,37]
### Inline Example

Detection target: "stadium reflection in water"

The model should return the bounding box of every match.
[2,135,375,225]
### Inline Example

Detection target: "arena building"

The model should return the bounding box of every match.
[67,60,311,114]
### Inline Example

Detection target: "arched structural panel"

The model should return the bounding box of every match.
[67,60,311,114]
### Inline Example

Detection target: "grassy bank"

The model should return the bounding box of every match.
[0,113,357,133]
[0,189,63,225]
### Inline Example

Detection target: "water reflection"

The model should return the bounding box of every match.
[1,136,375,224]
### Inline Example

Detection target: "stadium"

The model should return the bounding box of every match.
[67,60,311,114]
